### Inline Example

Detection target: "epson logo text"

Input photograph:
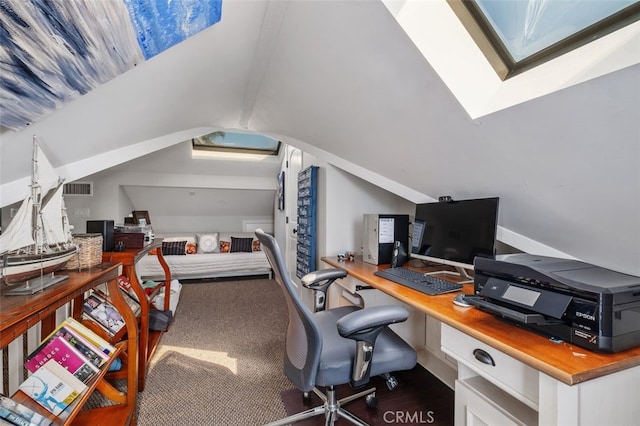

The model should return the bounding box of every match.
[576,311,595,321]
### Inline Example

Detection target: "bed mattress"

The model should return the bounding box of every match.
[136,251,272,280]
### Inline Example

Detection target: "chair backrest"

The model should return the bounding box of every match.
[255,229,322,392]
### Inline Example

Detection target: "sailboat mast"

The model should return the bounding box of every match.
[31,135,43,254]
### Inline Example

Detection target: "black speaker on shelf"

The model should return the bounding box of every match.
[86,220,115,252]
[391,240,408,268]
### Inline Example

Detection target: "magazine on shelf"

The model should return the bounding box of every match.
[117,274,140,302]
[38,325,109,369]
[93,283,140,317]
[82,293,126,335]
[25,336,99,383]
[0,395,51,426]
[19,360,86,416]
[63,317,116,357]
[0,405,31,426]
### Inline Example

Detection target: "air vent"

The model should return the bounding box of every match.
[63,182,93,196]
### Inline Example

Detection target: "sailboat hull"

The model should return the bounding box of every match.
[1,246,77,285]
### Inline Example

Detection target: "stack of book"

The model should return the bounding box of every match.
[9,318,117,418]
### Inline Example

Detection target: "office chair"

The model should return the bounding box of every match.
[256,230,417,426]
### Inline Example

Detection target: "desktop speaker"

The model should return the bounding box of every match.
[86,220,115,252]
[391,240,408,268]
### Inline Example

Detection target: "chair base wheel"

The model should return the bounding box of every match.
[384,374,399,390]
[365,393,377,409]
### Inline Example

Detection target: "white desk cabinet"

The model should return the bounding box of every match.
[442,323,640,426]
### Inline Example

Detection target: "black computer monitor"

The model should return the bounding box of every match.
[411,197,499,276]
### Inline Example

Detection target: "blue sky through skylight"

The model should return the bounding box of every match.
[475,0,638,61]
[192,132,280,154]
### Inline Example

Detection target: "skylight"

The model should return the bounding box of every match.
[192,131,281,156]
[449,0,640,79]
[383,0,640,118]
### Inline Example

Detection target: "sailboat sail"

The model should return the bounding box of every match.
[40,184,68,245]
[0,197,35,253]
[34,142,59,197]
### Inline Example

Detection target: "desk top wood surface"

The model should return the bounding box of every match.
[321,256,640,386]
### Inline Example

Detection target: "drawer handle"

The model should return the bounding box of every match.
[473,348,495,366]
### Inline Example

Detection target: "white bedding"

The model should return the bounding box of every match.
[136,251,272,281]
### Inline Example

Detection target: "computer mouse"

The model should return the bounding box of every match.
[453,293,473,308]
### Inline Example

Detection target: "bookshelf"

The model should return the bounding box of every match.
[101,238,172,391]
[0,262,138,425]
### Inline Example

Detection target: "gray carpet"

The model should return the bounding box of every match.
[137,278,292,425]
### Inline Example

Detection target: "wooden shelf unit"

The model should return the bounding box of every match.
[102,238,171,391]
[0,262,138,426]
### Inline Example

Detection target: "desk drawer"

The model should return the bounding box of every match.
[441,324,539,409]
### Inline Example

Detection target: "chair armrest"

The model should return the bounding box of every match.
[301,268,347,289]
[336,305,409,388]
[336,305,408,343]
[301,268,347,312]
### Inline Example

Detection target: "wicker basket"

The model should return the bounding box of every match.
[65,233,103,270]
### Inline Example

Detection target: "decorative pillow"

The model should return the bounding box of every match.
[185,242,197,254]
[252,240,261,252]
[220,240,231,253]
[162,241,187,256]
[197,233,219,253]
[230,237,253,253]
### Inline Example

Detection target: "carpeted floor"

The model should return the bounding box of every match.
[136,278,455,425]
[137,278,293,425]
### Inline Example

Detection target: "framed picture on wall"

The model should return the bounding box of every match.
[132,210,151,226]
[277,171,285,210]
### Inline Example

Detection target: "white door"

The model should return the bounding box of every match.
[286,147,303,287]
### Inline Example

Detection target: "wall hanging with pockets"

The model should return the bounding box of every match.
[296,165,318,278]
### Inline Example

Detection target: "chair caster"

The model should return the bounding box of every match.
[302,391,312,404]
[385,375,398,391]
[365,393,378,409]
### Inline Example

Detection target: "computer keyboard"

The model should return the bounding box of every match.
[374,267,463,296]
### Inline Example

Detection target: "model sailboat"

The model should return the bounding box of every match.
[1,136,77,293]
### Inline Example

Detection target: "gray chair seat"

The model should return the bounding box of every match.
[314,306,417,387]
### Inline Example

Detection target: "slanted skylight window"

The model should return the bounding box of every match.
[192,131,281,156]
[448,0,640,79]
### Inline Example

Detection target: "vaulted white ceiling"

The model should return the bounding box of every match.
[1,0,639,275]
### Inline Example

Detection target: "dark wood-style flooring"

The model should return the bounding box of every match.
[280,364,454,425]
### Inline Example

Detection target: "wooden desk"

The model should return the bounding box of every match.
[1,263,138,425]
[102,239,171,391]
[322,256,640,426]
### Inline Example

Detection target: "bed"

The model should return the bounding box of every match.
[135,232,272,281]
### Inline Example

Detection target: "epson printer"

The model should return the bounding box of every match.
[468,254,640,353]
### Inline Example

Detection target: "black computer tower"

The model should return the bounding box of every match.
[86,220,115,252]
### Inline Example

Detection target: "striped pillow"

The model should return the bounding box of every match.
[230,237,253,253]
[162,241,187,256]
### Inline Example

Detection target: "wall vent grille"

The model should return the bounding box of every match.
[63,182,93,196]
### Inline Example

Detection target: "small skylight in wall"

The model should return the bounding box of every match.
[192,131,281,156]
[448,0,640,79]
